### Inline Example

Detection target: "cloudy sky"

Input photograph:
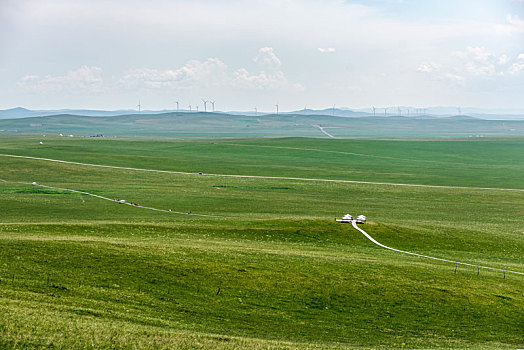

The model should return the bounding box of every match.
[1,0,523,112]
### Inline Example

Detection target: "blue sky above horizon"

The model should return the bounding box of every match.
[1,0,523,112]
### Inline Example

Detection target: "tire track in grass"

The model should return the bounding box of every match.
[0,178,224,218]
[220,142,464,165]
[312,124,336,138]
[1,153,524,192]
[350,220,524,276]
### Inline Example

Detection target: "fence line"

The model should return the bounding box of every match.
[350,220,523,276]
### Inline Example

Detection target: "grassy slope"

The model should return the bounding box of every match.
[0,137,523,349]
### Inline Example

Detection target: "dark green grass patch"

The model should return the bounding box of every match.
[0,186,68,195]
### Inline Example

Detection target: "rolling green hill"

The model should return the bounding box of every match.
[1,112,524,138]
[0,137,523,349]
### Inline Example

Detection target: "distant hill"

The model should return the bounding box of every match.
[0,107,176,120]
[0,107,36,119]
[1,111,523,139]
[2,106,523,121]
[444,115,479,120]
[285,108,370,118]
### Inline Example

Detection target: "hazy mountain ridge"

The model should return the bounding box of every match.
[1,106,523,120]
[1,111,523,139]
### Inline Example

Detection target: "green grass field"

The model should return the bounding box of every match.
[0,136,523,349]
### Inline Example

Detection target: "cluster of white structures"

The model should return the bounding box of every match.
[39,133,74,145]
[335,214,366,224]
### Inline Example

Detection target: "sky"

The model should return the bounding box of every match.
[1,0,523,112]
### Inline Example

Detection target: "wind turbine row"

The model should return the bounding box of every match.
[169,99,217,113]
[370,106,433,117]
[135,101,438,117]
[135,99,218,114]
[201,99,216,112]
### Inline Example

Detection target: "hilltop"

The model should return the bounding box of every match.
[1,111,524,138]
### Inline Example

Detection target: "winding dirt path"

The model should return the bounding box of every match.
[350,220,523,276]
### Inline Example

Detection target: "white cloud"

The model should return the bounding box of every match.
[119,58,229,90]
[318,48,336,53]
[508,53,524,74]
[233,47,288,89]
[418,47,523,84]
[454,47,514,78]
[17,48,294,95]
[463,47,494,62]
[253,47,282,71]
[506,14,524,33]
[417,62,439,73]
[232,68,287,89]
[18,65,103,92]
[120,47,292,91]
[463,61,497,78]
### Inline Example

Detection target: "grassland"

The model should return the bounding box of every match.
[1,112,524,138]
[0,136,523,349]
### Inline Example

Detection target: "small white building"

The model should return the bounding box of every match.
[356,215,367,224]
[335,213,353,223]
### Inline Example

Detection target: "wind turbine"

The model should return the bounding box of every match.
[254,107,258,116]
[175,101,179,112]
[384,107,388,117]
[372,106,376,117]
[275,104,279,115]
[137,100,141,113]
[202,99,208,112]
[210,100,215,112]
[196,106,199,112]
[188,104,192,112]
[458,106,461,115]
[397,106,401,116]
[332,104,335,116]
